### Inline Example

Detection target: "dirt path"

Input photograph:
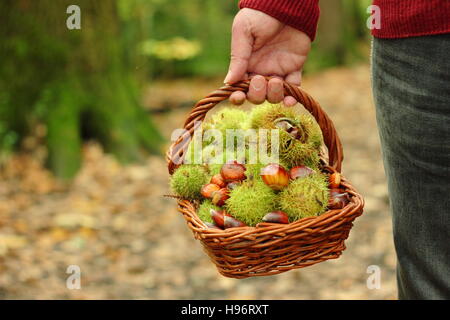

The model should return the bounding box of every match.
[0,64,397,299]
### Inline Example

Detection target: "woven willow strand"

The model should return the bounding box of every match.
[166,79,364,278]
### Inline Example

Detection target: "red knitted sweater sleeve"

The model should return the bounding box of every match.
[239,0,320,41]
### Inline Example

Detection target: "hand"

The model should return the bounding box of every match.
[225,8,312,106]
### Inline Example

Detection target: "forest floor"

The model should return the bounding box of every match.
[0,64,397,299]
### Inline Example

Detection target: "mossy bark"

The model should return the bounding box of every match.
[0,0,163,179]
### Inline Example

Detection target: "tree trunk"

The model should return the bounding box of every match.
[305,0,366,72]
[0,0,163,179]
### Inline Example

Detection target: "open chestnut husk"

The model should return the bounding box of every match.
[274,118,295,131]
[274,118,302,140]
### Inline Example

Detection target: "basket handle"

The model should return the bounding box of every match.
[167,78,343,174]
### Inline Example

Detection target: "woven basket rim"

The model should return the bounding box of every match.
[166,78,365,278]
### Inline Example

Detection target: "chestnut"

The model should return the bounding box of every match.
[220,161,246,182]
[329,172,341,188]
[201,183,221,199]
[290,165,315,180]
[274,119,295,132]
[210,174,226,188]
[224,215,247,229]
[260,163,290,190]
[328,192,350,209]
[211,188,229,206]
[226,181,241,190]
[210,209,225,228]
[329,188,346,197]
[262,211,290,224]
[204,222,222,230]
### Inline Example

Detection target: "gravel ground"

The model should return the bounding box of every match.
[0,64,397,299]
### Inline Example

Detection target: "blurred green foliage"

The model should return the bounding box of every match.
[140,0,237,78]
[0,0,164,177]
[0,0,372,172]
[138,0,372,78]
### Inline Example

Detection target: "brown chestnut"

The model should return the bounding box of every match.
[262,211,290,224]
[224,215,247,228]
[260,163,290,190]
[290,165,315,180]
[329,172,341,188]
[204,222,222,230]
[328,192,350,209]
[210,174,226,188]
[210,209,225,228]
[329,188,346,197]
[220,161,246,182]
[211,188,230,206]
[201,183,221,199]
[226,181,241,190]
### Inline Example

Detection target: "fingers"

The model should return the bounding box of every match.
[267,77,284,104]
[229,91,246,105]
[247,75,267,104]
[285,71,302,86]
[229,75,300,106]
[254,73,300,106]
[283,96,297,107]
[224,17,253,85]
[282,71,302,107]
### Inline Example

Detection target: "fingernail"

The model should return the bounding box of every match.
[273,82,282,92]
[251,77,265,91]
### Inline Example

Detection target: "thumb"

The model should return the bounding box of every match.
[224,19,253,84]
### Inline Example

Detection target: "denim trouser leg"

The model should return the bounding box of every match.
[371,35,450,299]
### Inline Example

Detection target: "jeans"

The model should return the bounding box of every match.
[371,34,450,299]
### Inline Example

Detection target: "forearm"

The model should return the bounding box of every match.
[239,0,320,41]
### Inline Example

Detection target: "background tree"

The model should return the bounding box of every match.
[0,0,163,179]
[0,0,371,179]
[305,0,371,72]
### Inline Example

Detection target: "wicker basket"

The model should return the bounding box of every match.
[166,79,364,279]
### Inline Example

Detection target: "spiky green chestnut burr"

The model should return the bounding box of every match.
[249,103,323,168]
[245,163,264,180]
[202,144,225,165]
[225,179,278,226]
[207,164,222,176]
[197,200,220,224]
[278,173,329,221]
[203,145,247,166]
[296,114,323,149]
[203,108,249,133]
[249,103,298,129]
[275,113,323,168]
[170,165,208,200]
[278,129,321,168]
